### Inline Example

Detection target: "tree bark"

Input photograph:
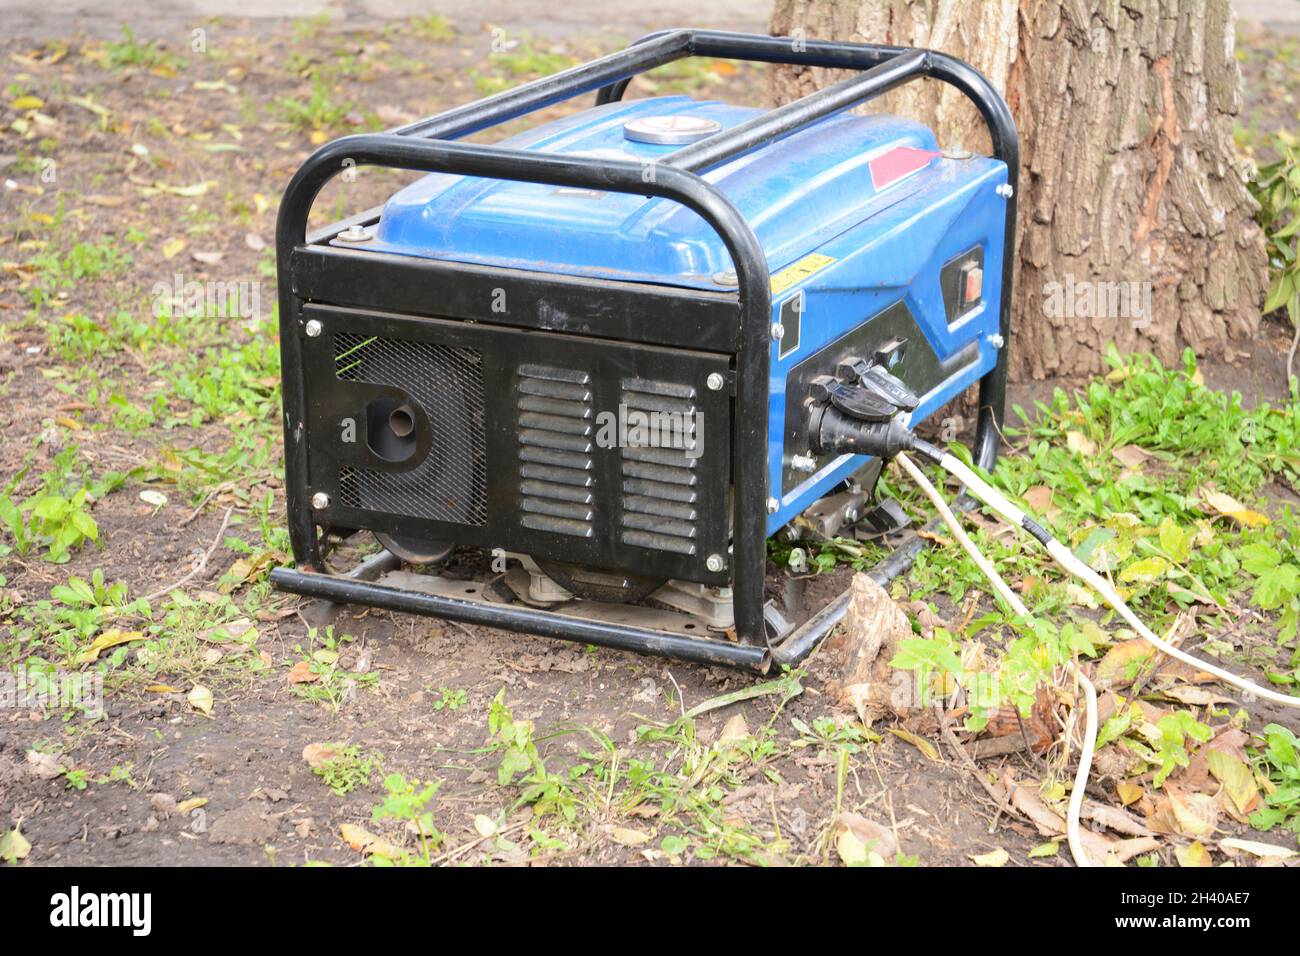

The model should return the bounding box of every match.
[769,0,1267,380]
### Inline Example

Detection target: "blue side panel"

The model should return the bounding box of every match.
[763,159,1009,534]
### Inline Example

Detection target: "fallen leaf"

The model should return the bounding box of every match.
[77,628,145,664]
[1028,841,1060,859]
[1175,841,1212,867]
[191,250,224,265]
[473,815,498,838]
[340,823,404,859]
[1066,431,1098,457]
[887,727,939,761]
[1111,444,1154,469]
[26,750,64,780]
[1199,489,1269,528]
[717,713,750,746]
[610,827,651,847]
[1096,638,1154,683]
[187,684,214,716]
[176,797,207,814]
[302,743,338,769]
[1166,785,1218,839]
[1218,838,1296,859]
[1205,750,1259,816]
[1117,781,1144,807]
[1082,802,1154,837]
[0,826,31,863]
[970,847,1009,867]
[161,237,187,260]
[289,660,319,684]
[139,489,168,508]
[834,811,896,866]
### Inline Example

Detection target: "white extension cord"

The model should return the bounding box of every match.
[900,442,1300,866]
[896,452,1098,867]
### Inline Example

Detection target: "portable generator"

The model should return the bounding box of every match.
[269,29,1018,672]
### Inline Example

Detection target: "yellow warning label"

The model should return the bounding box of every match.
[769,253,836,295]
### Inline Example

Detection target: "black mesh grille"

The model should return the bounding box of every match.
[334,332,488,526]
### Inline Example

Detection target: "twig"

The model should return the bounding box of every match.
[141,507,233,603]
[1287,313,1299,386]
[430,820,529,866]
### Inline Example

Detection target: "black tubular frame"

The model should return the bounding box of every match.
[272,29,1019,673]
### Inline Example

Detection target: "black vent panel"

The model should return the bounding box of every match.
[516,363,595,538]
[334,332,488,526]
[619,377,699,556]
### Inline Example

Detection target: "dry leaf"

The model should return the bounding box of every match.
[1218,838,1296,860]
[302,743,339,769]
[1066,431,1098,457]
[176,797,208,814]
[1166,785,1219,839]
[610,827,651,847]
[888,727,939,760]
[289,660,319,684]
[340,823,404,859]
[970,847,1010,867]
[1175,841,1213,867]
[187,684,214,716]
[77,628,145,664]
[835,811,896,867]
[0,826,31,863]
[1199,489,1269,528]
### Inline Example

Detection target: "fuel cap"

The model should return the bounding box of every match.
[623,115,722,145]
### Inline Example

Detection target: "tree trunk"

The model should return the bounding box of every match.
[769,0,1267,381]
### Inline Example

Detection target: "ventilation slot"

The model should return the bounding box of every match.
[333,332,487,526]
[618,377,699,555]
[517,363,594,538]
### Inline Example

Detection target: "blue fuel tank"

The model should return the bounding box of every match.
[365,94,1009,534]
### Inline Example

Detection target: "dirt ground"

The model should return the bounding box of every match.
[1,10,1298,868]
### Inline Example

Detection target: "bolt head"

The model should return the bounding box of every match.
[791,453,817,473]
[996,183,1014,199]
[310,492,330,510]
[706,372,725,391]
[304,319,323,338]
[705,554,725,573]
[338,225,372,242]
[770,322,785,341]
[986,333,1005,349]
[766,497,780,514]
[711,270,737,286]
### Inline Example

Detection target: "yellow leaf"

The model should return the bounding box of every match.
[1200,489,1270,528]
[309,129,328,145]
[144,683,178,693]
[253,193,270,215]
[969,847,1010,867]
[1206,750,1258,816]
[77,628,145,664]
[836,827,871,866]
[610,827,651,847]
[888,727,940,760]
[1116,781,1144,807]
[0,826,31,863]
[187,684,214,716]
[1096,638,1154,683]
[161,237,186,260]
[10,95,44,110]
[340,823,404,859]
[1175,841,1212,867]
[176,797,207,814]
[1066,431,1098,457]
[1167,787,1218,839]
